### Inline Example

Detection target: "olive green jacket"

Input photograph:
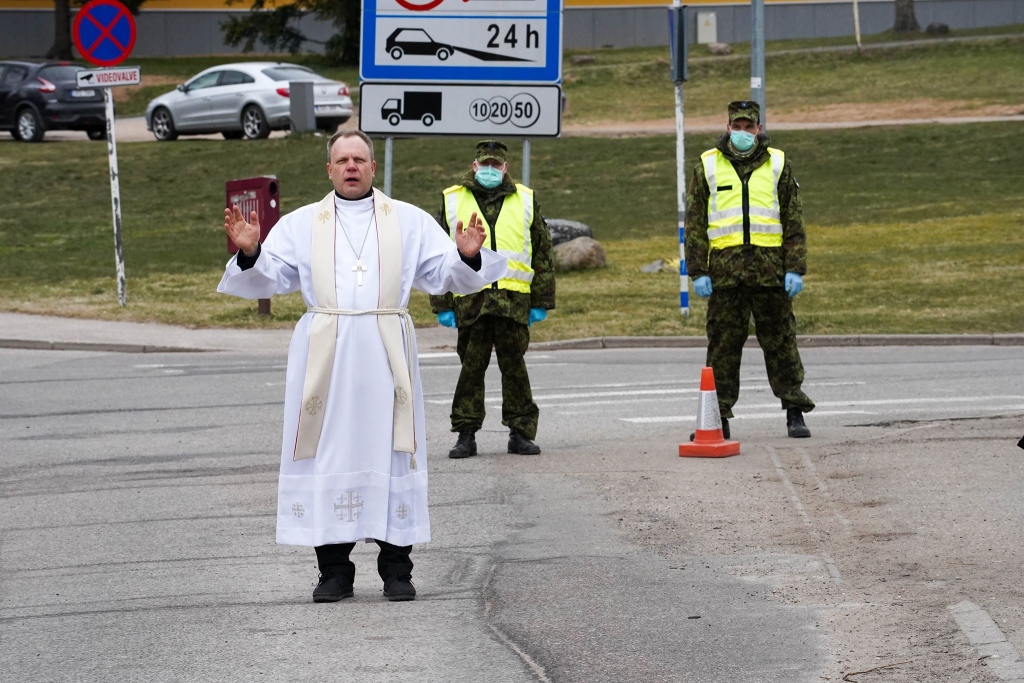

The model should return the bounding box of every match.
[429,170,556,327]
[684,133,807,288]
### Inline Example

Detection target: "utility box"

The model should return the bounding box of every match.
[697,11,718,44]
[289,80,316,132]
[226,175,280,255]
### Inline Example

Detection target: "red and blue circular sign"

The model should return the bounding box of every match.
[72,0,137,67]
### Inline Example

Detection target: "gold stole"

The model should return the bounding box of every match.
[293,188,416,462]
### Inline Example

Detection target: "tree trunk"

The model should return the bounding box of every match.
[893,0,920,33]
[47,0,74,59]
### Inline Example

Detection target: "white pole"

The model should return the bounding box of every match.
[522,138,531,186]
[674,0,688,317]
[750,0,767,128]
[383,137,394,196]
[852,0,863,49]
[103,87,126,307]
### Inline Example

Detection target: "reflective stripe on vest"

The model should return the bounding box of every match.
[443,183,535,294]
[701,147,785,250]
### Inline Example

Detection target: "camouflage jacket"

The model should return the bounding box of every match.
[684,133,807,289]
[429,170,556,327]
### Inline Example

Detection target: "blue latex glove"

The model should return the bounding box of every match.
[693,276,713,298]
[785,272,804,299]
[437,311,456,328]
[528,308,547,326]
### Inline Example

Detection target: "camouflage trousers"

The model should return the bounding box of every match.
[706,286,815,419]
[451,315,539,439]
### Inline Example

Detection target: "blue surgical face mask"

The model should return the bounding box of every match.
[730,130,757,152]
[475,165,504,189]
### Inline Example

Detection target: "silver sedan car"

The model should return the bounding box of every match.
[145,62,353,141]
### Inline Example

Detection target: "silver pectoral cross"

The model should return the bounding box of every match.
[352,259,368,286]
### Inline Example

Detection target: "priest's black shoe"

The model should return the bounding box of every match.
[448,432,477,459]
[312,574,354,603]
[508,429,541,455]
[383,575,416,602]
[690,418,729,442]
[787,408,811,438]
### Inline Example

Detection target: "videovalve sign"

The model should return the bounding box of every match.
[76,66,141,88]
[359,83,561,137]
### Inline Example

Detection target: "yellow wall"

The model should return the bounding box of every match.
[1,0,831,9]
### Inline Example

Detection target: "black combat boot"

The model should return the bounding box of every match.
[382,575,416,602]
[690,417,729,442]
[448,432,477,459]
[508,428,541,455]
[313,574,354,603]
[787,407,811,438]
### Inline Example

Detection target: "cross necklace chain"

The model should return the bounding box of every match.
[336,205,375,286]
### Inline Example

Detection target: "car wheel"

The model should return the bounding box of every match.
[388,113,401,126]
[222,131,244,140]
[436,48,450,61]
[16,107,44,143]
[151,107,178,141]
[242,105,270,140]
[421,113,434,126]
[390,47,404,60]
[87,129,107,141]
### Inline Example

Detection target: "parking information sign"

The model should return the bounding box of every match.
[360,0,562,83]
[360,83,561,137]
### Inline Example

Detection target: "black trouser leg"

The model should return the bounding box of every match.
[706,287,753,420]
[750,288,815,413]
[314,543,356,584]
[451,319,495,433]
[493,317,540,439]
[375,540,413,581]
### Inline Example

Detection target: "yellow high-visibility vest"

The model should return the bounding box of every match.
[443,184,535,294]
[701,147,785,250]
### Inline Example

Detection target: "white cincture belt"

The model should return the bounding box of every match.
[306,306,415,383]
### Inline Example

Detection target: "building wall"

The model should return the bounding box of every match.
[1,0,1022,58]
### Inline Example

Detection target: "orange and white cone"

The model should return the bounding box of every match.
[679,367,741,458]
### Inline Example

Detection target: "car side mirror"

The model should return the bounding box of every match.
[177,84,188,93]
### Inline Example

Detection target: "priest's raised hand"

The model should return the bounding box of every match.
[224,205,260,257]
[455,211,486,258]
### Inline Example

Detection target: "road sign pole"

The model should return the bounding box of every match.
[750,0,767,128]
[522,138,531,186]
[383,137,394,197]
[672,0,688,317]
[103,88,127,307]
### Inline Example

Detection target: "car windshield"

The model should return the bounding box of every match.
[398,30,432,42]
[262,66,317,81]
[39,65,83,82]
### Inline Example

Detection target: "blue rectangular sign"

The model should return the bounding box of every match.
[360,0,562,84]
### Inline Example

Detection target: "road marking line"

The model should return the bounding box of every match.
[949,600,1024,681]
[622,410,873,424]
[797,447,853,535]
[766,445,843,583]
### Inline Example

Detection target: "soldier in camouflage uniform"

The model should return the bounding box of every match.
[685,101,814,438]
[431,141,556,457]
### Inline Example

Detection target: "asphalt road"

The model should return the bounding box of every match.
[2,345,1023,682]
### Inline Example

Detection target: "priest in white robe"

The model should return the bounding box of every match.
[218,130,507,603]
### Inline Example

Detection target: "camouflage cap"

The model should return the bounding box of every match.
[728,100,761,123]
[475,140,508,163]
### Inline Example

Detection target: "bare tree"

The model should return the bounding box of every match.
[893,0,921,33]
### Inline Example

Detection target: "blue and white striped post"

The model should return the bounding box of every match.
[669,1,689,316]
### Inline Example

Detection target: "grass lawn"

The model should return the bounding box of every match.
[1,122,1022,338]
[104,26,1024,122]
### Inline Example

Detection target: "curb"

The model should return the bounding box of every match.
[531,334,1024,351]
[2,333,1022,354]
[0,339,208,354]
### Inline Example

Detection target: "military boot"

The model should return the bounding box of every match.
[312,574,354,603]
[448,432,477,459]
[787,408,811,438]
[690,418,729,442]
[508,428,541,455]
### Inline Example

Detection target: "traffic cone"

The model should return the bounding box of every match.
[679,367,741,458]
